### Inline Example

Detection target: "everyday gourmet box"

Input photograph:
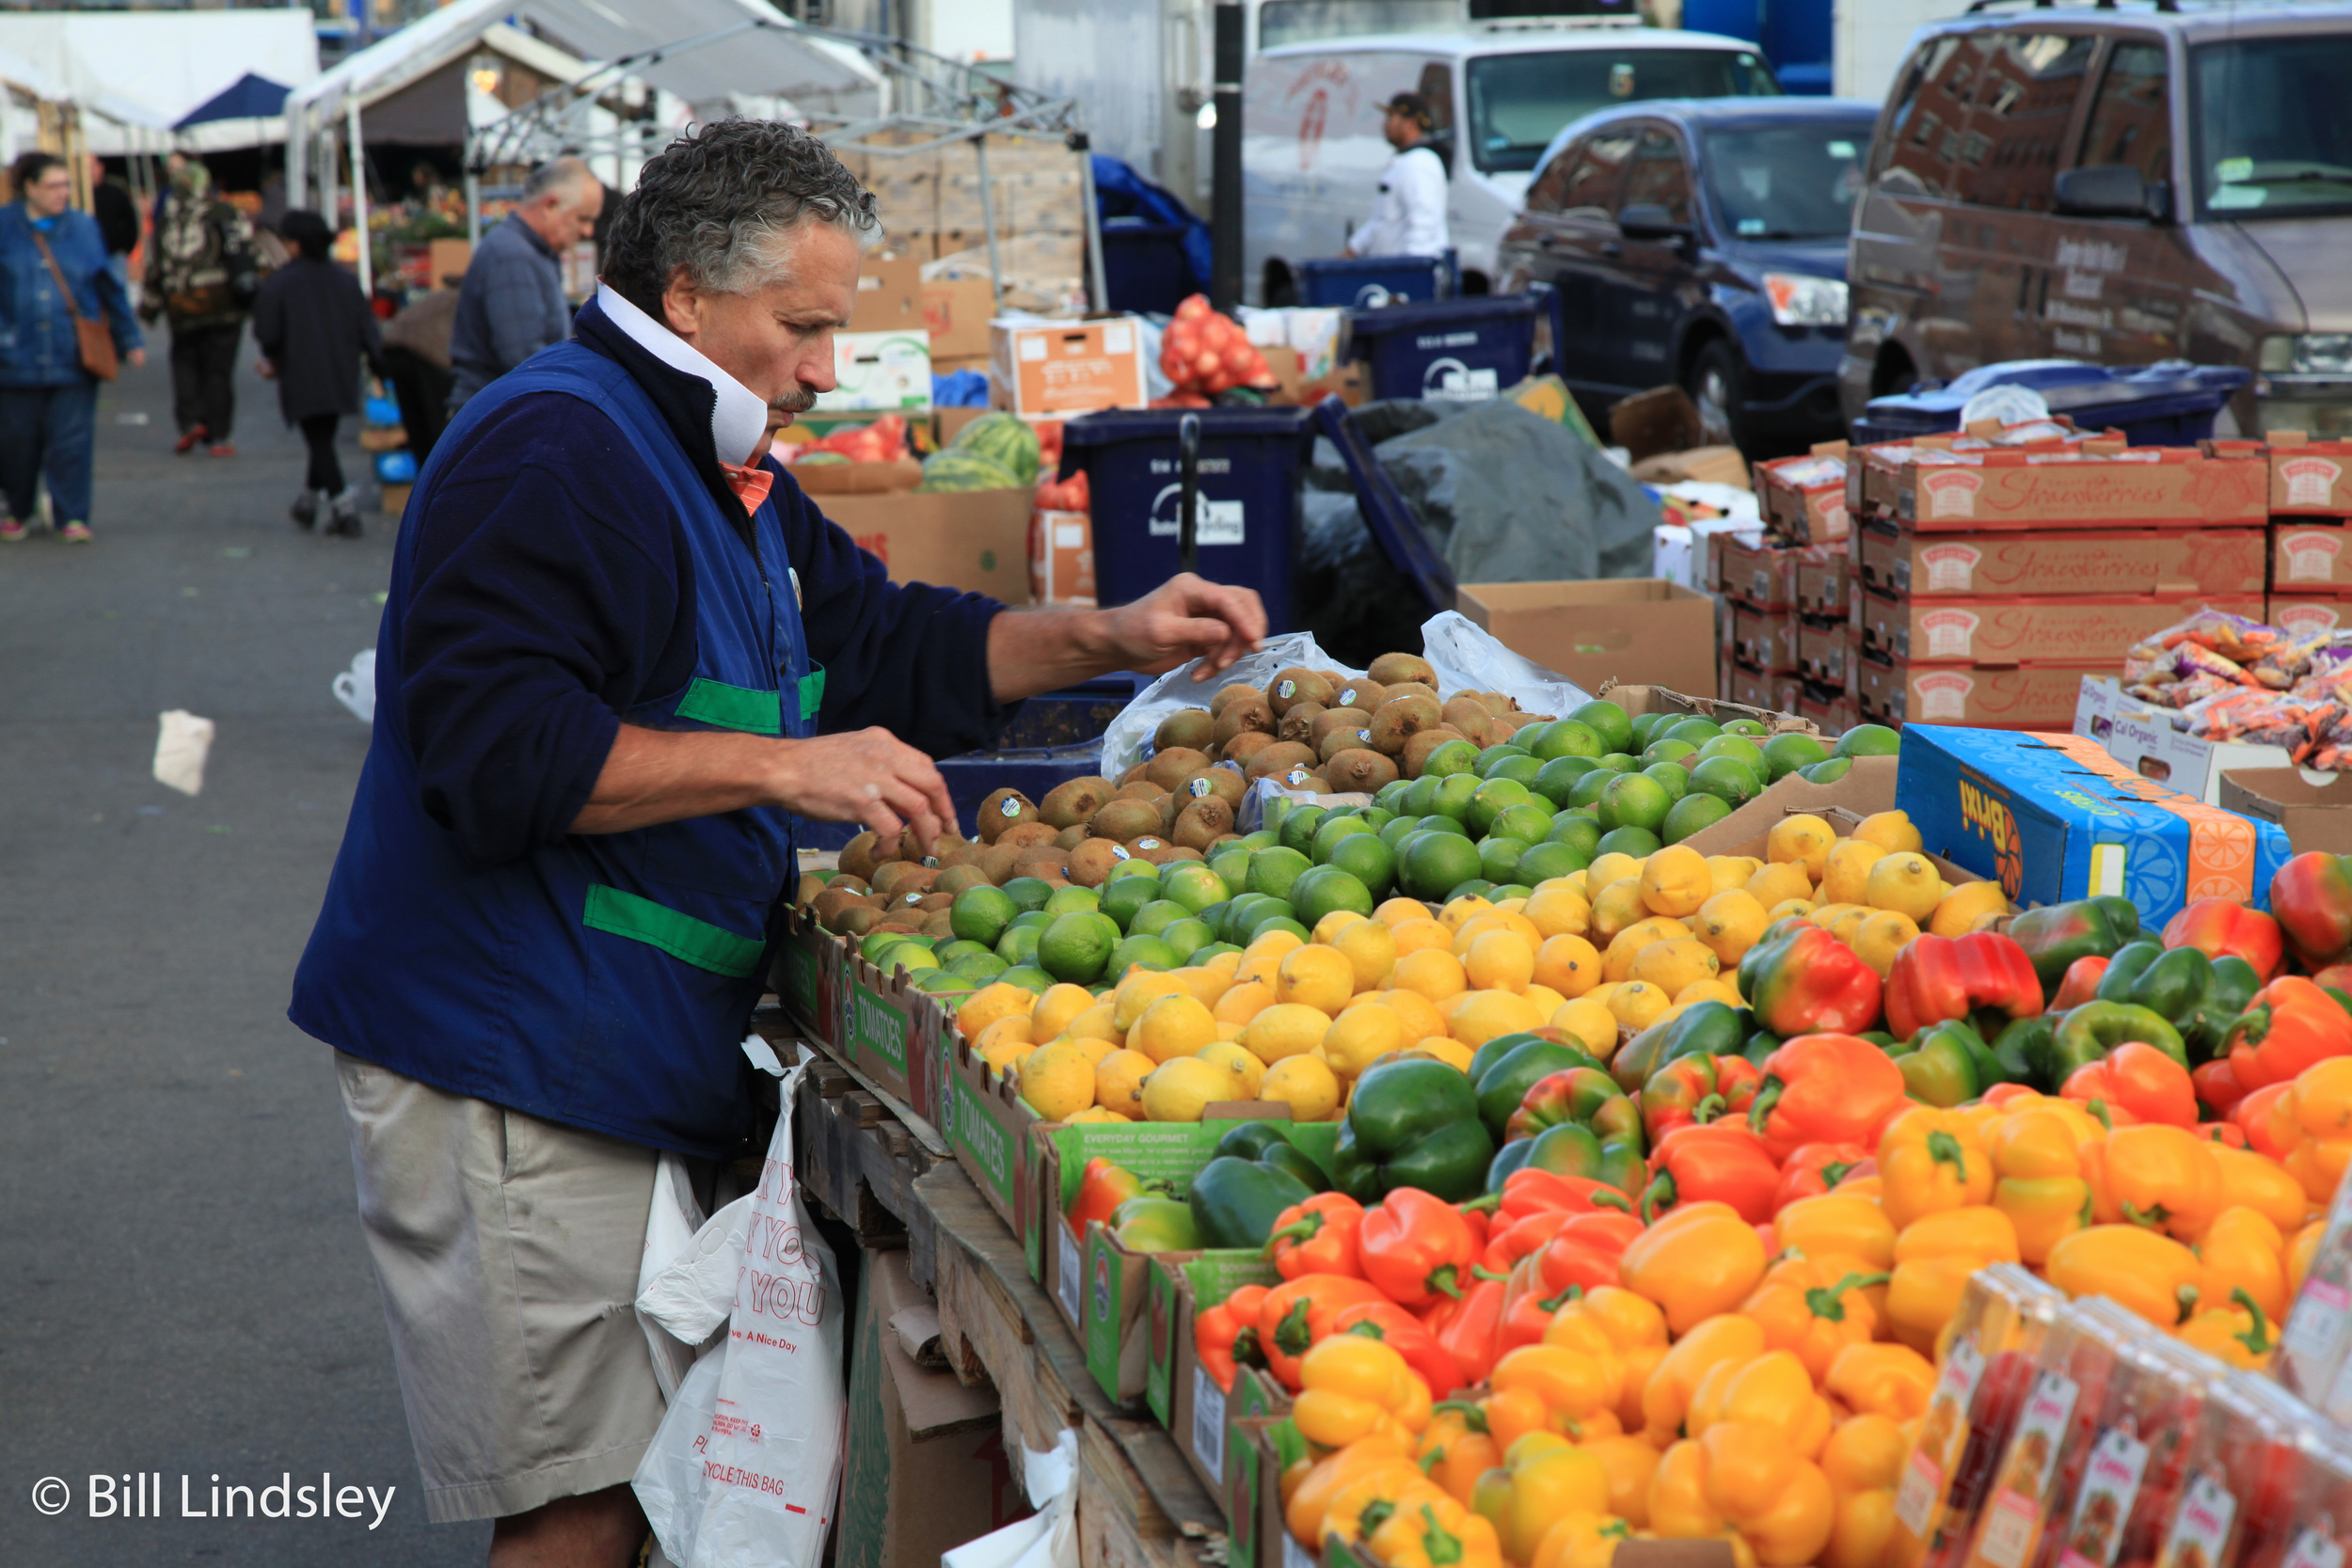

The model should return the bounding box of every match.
[1855,522,2266,598]
[1858,591,2265,666]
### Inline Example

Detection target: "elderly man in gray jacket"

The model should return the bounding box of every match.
[448,156,603,408]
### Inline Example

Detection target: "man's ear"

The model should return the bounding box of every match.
[661,269,701,341]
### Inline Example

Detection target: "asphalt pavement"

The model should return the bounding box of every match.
[0,347,492,1564]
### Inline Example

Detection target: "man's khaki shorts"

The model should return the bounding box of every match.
[337,1051,667,1524]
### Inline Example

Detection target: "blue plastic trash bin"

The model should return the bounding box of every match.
[1855,359,2252,447]
[1345,294,1539,404]
[1101,220,1197,315]
[1296,253,1457,309]
[1058,406,1318,632]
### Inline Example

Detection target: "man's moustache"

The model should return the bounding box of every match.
[770,387,818,414]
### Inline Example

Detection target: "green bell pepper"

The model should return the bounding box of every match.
[2049,1000,2189,1076]
[1742,1029,1785,1067]
[2007,896,2142,990]
[1889,1020,2009,1108]
[2093,942,2258,1064]
[1111,1196,1200,1253]
[1213,1121,1327,1194]
[1186,1155,1315,1249]
[1330,1057,1494,1204]
[1997,1014,2059,1090]
[1471,1036,1607,1143]
[1610,1000,1756,1094]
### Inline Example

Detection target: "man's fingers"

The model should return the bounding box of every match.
[862,801,905,841]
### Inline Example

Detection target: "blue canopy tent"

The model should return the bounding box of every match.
[174,71,290,130]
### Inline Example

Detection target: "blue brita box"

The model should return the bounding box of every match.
[1896,726,2293,924]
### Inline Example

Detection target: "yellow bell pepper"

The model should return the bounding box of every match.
[1618,1200,1770,1335]
[1824,1341,1937,1423]
[2080,1123,2222,1241]
[1878,1108,1994,1231]
[2208,1142,2312,1233]
[1474,1439,1613,1564]
[1986,1107,2094,1266]
[1739,1258,1885,1385]
[1642,1313,1769,1445]
[1772,1192,1898,1271]
[1368,1490,1504,1568]
[1885,1206,2021,1354]
[1416,1403,1501,1508]
[2174,1288,2278,1371]
[1548,1287,1669,1436]
[2292,1218,2326,1299]
[1686,1349,1833,1462]
[1295,1335,1425,1449]
[1326,1467,1448,1545]
[1286,1434,1417,1546]
[1649,1425,1836,1567]
[2197,1205,2288,1322]
[1578,1433,1661,1528]
[1489,1344,1625,1437]
[1529,1512,1632,1568]
[2267,1056,2352,1204]
[1820,1413,1909,1568]
[2045,1224,2203,1328]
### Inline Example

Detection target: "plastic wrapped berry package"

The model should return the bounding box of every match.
[1957,1298,2144,1568]
[2274,1156,2352,1421]
[2035,1325,2223,1568]
[2149,1369,2334,1568]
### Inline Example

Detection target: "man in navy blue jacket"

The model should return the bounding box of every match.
[291,121,1263,1566]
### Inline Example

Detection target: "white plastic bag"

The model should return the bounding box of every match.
[633,1057,847,1568]
[1099,630,1360,780]
[332,649,375,724]
[941,1431,1080,1568]
[1417,610,1592,721]
[638,1153,713,1404]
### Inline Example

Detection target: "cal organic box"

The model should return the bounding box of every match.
[1857,522,2267,599]
[2073,675,2296,807]
[1897,725,2294,925]
[2267,432,2352,515]
[1453,579,1717,701]
[1855,655,2107,730]
[1858,591,2265,665]
[991,316,1149,417]
[821,486,1035,602]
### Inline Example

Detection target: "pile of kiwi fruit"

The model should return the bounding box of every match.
[802,650,1549,942]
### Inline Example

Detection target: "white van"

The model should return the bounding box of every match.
[1243,20,1780,301]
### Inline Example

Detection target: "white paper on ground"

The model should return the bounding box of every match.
[331,649,375,724]
[153,710,215,796]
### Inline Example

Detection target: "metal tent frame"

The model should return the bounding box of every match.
[464,14,1109,311]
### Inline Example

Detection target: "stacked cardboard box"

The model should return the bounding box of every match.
[1839,428,2268,729]
[831,133,1088,315]
[1717,452,1858,729]
[2264,434,2352,636]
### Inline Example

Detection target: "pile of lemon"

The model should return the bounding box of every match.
[956,808,2011,1126]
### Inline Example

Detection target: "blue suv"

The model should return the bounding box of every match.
[1495,97,1878,455]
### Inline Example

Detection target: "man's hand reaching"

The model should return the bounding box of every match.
[771,727,956,844]
[569,725,955,845]
[1099,573,1268,682]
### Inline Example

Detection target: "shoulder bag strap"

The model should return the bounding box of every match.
[28,225,88,326]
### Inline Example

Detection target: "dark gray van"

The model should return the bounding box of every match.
[1839,2,2352,439]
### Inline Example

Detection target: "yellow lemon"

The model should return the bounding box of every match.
[1544,870,1593,901]
[1391,946,1469,1003]
[1312,909,1371,944]
[1261,1053,1342,1122]
[1131,992,1218,1063]
[1242,1002,1332,1065]
[1807,902,1861,929]
[1493,896,1529,916]
[1630,937,1720,997]
[1332,918,1399,990]
[1376,896,1431,928]
[1393,917,1454,957]
[1851,910,1921,978]
[1648,1000,1699,1029]
[1216,1021,1245,1040]
[1466,929,1538,993]
[1582,981,1619,1011]
[1604,917,1693,983]
[1766,898,1818,923]
[1115,969,1195,1031]
[1827,906,1873,947]
[1179,966,1234,1008]
[1406,1037,1475,1072]
[1094,1048,1155,1117]
[1205,948,1245,974]
[1522,983,1568,1017]
[1854,809,1925,854]
[1746,861,1815,910]
[1030,983,1095,1040]
[1587,852,1645,894]
[1706,855,1761,895]
[1246,927,1306,964]
[1819,839,1888,906]
[1523,886,1593,940]
[1865,852,1946,922]
[1550,998,1619,1058]
[1277,943,1358,1014]
[1323,1004,1406,1077]
[1639,846,1713,918]
[1375,988,1446,1044]
[1591,878,1648,946]
[1066,1001,1123,1043]
[1018,1039,1098,1120]
[980,1037,1035,1074]
[1066,1106,1130,1124]
[956,981,1034,1041]
[1449,988,1547,1048]
[1439,895,1496,933]
[1607,980,1671,1032]
[1140,1056,1232,1122]
[1693,890,1769,966]
[1930,880,2012,939]
[1767,814,1837,879]
[1236,953,1281,987]
[1213,978,1278,1026]
[973,1014,1033,1057]
[1066,1034,1119,1066]
[1198,1039,1265,1098]
[1675,977,1743,1007]
[1534,933,1603,998]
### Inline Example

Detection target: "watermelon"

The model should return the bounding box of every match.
[948,412,1040,484]
[793,451,850,465]
[917,451,1022,492]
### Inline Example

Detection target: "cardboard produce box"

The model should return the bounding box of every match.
[769,908,847,1049]
[1859,590,2265,666]
[1713,534,1799,610]
[1732,603,1798,673]
[1593,678,1816,734]
[849,252,926,332]
[820,485,1034,602]
[1677,753,1900,855]
[1728,661,1802,715]
[815,327,931,414]
[1855,522,2266,598]
[1755,447,1851,543]
[991,317,1149,418]
[2219,769,2352,854]
[2270,520,2352,587]
[1454,578,1717,700]
[1855,654,2108,730]
[834,947,945,1114]
[1794,544,1851,619]
[923,277,995,359]
[2271,593,2352,639]
[2267,432,2352,515]
[1883,444,2268,531]
[1797,620,1852,688]
[1028,502,1094,606]
[1152,1253,1284,1488]
[2074,675,2296,806]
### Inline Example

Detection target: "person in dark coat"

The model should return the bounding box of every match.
[253,209,387,537]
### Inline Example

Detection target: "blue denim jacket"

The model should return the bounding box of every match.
[0,203,140,388]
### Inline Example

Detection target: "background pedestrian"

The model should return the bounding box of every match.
[0,150,143,544]
[87,155,137,290]
[380,277,457,465]
[144,159,259,456]
[253,208,387,538]
[447,155,600,408]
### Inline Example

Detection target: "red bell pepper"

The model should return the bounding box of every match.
[1196,1284,1269,1393]
[1359,1188,1481,1308]
[1422,1266,1509,1385]
[1505,1066,1645,1148]
[1498,1254,1581,1356]
[1481,1208,1575,1273]
[2270,852,2352,971]
[2233,1081,2293,1160]
[1263,1192,1366,1280]
[1639,1121,1780,1225]
[2225,975,2352,1093]
[2062,1040,2199,1129]
[1066,1156,1160,1240]
[2050,955,2110,1011]
[1739,917,1884,1037]
[2161,897,2284,980]
[1638,1053,1761,1141]
[1488,1166,1633,1226]
[1772,1140,1872,1212]
[1534,1210,1646,1297]
[1331,1298,1465,1399]
[2192,1058,2247,1117]
[1748,1033,1911,1164]
[1257,1274,1390,1390]
[1883,930,2045,1041]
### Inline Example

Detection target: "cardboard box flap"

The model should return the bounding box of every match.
[888,1304,944,1367]
[2217,768,2352,854]
[1675,755,1899,856]
[889,1334,1000,1440]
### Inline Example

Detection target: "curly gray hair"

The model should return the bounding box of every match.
[602,120,878,319]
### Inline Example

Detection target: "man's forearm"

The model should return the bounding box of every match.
[987,604,1120,703]
[569,725,782,834]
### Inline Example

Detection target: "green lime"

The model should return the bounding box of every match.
[1427,772,1481,821]
[1421,739,1482,778]
[1279,804,1329,856]
[995,923,1043,966]
[1566,768,1617,810]
[1489,801,1554,845]
[1162,862,1232,913]
[861,929,927,961]
[1661,792,1735,845]
[1529,719,1604,761]
[935,939,990,961]
[1207,847,1252,891]
[1548,815,1602,857]
[1378,814,1423,848]
[996,965,1054,993]
[1598,752,1642,772]
[1414,813,1472,839]
[1314,813,1379,864]
[1597,825,1662,858]
[1445,879,1497,904]
[911,971,978,997]
[1474,744,1532,777]
[1468,777,1534,836]
[1008,910,1053,932]
[1246,846,1312,900]
[1326,832,1398,898]
[1295,867,1375,927]
[948,950,1009,981]
[1375,780,1413,810]
[1484,752,1544,788]
[1571,700,1634,754]
[1597,771,1672,834]
[1401,776,1439,816]
[1222,894,1288,945]
[1478,836,1531,884]
[1688,755,1763,808]
[1099,876,1159,932]
[1108,933,1179,974]
[1699,734,1768,774]
[1836,723,1902,758]
[1191,942,1243,966]
[1801,756,1853,784]
[1360,807,1395,832]
[1641,737,1698,768]
[1161,918,1215,959]
[1641,762,1691,804]
[1515,840,1590,883]
[1491,884,1534,902]
[1721,718,1768,736]
[1627,713,1666,750]
[1000,876,1054,913]
[1251,915,1311,945]
[1130,897,1190,937]
[1664,717,1725,747]
[1044,884,1100,916]
[1532,755,1600,807]
[1760,733,1830,780]
[1401,832,1484,901]
[1105,856,1162,884]
[1239,830,1280,850]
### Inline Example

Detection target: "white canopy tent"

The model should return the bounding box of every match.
[0,9,319,153]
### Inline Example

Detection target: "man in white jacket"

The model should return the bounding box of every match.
[1346,93,1449,260]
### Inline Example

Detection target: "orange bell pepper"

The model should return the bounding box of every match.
[2266,1054,2352,1203]
[1749,1033,1911,1164]
[1415,1402,1499,1507]
[1265,1192,1366,1279]
[2226,974,2352,1092]
[1294,1335,1428,1449]
[1772,1191,1898,1272]
[2234,1080,2294,1159]
[1548,1284,1670,1435]
[1739,1258,1886,1384]
[2046,1224,2203,1328]
[1530,1513,1634,1568]
[1535,1209,1645,1300]
[1196,1283,1270,1394]
[1686,1348,1834,1461]
[1369,1491,1503,1568]
[2209,1141,2310,1232]
[1472,1435,1613,1564]
[1423,1267,1509,1386]
[2162,896,2283,979]
[2197,1204,2288,1322]
[1323,1464,1447,1545]
[1878,1106,1994,1230]
[2175,1287,2279,1370]
[1885,1206,2021,1354]
[1820,1413,1909,1568]
[2062,1040,2199,1128]
[1489,1341,1625,1441]
[1332,1300,1465,1401]
[1360,1188,1481,1308]
[2080,1122,2222,1240]
[1985,1105,2095,1267]
[2292,1217,2326,1299]
[1258,1274,1391,1390]
[1285,1432,1416,1545]
[1618,1199,1771,1334]
[1825,1341,1937,1422]
[1652,1424,1837,1567]
[1643,1121,1781,1226]
[1641,1312,1769,1442]
[1772,1141,1874,1213]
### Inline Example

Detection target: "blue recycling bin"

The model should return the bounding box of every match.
[1100,219,1197,315]
[1856,359,2252,447]
[1296,252,1457,309]
[1345,293,1539,403]
[1058,406,1317,632]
